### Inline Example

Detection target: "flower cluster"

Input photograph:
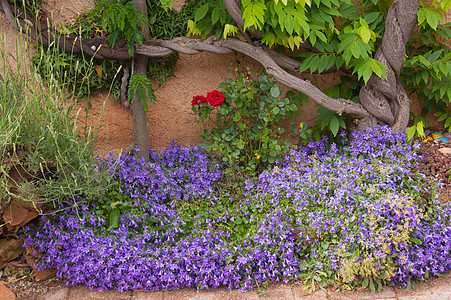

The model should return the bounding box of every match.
[191,90,224,107]
[23,126,451,292]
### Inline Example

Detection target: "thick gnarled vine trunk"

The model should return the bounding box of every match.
[358,0,418,131]
[1,0,420,144]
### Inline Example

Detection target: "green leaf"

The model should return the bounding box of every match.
[406,126,416,140]
[159,0,173,11]
[299,53,315,72]
[315,30,327,43]
[242,0,267,30]
[357,25,372,43]
[418,55,432,68]
[437,112,448,122]
[211,7,220,25]
[309,30,317,46]
[317,55,329,73]
[369,280,375,294]
[329,116,340,136]
[364,12,382,24]
[109,207,120,229]
[409,237,423,245]
[195,4,209,22]
[270,86,281,97]
[417,120,425,137]
[354,58,373,83]
[309,55,320,73]
[128,73,156,111]
[445,116,451,128]
[362,277,369,288]
[223,24,239,39]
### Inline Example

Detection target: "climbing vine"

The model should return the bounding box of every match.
[4,0,451,139]
[32,0,203,103]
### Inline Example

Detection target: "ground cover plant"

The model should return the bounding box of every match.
[23,126,451,293]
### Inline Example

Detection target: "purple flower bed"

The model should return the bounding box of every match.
[23,127,451,292]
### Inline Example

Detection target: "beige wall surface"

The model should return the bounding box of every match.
[1,0,450,155]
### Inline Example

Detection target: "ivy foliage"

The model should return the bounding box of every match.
[402,2,451,135]
[189,0,393,84]
[189,0,451,135]
[32,0,204,105]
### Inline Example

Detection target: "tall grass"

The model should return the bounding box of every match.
[0,30,110,213]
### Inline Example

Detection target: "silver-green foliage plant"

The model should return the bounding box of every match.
[0,38,110,208]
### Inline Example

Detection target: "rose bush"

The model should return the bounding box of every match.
[191,95,207,106]
[191,67,304,174]
[206,90,225,106]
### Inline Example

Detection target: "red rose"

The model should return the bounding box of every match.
[206,90,224,107]
[191,95,207,106]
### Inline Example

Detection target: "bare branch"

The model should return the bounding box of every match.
[3,0,369,121]
[217,39,369,118]
[1,0,18,30]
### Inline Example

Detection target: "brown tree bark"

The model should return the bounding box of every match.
[1,0,419,134]
[358,0,418,131]
[131,0,150,160]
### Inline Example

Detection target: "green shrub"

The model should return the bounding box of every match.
[192,66,304,174]
[0,36,110,209]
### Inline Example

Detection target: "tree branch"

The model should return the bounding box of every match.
[217,39,369,118]
[2,0,370,121]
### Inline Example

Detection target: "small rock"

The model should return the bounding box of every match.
[23,244,56,282]
[3,199,40,231]
[0,281,16,300]
[0,239,24,269]
[17,209,39,228]
[439,148,451,156]
[34,267,57,282]
[24,251,37,267]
